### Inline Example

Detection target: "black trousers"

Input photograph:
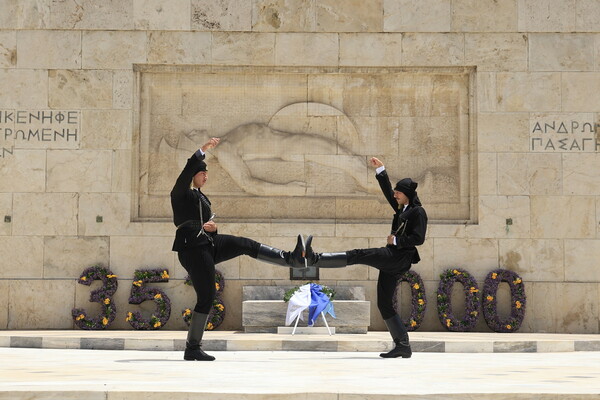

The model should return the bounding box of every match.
[178,234,260,314]
[347,246,414,320]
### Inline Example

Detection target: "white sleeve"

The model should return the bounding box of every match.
[375,166,385,175]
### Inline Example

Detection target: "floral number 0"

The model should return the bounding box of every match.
[437,268,481,332]
[126,269,171,330]
[393,270,427,331]
[482,269,526,332]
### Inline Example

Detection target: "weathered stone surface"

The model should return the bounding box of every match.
[275,33,338,65]
[451,0,517,32]
[44,236,110,279]
[402,33,464,66]
[81,110,131,150]
[148,32,211,64]
[562,153,600,195]
[252,0,316,32]
[531,196,596,238]
[315,0,382,32]
[499,239,564,282]
[0,193,11,236]
[339,33,402,66]
[192,0,251,31]
[0,150,45,192]
[113,70,133,109]
[212,32,275,65]
[82,31,146,69]
[48,70,113,109]
[465,34,527,71]
[477,195,530,238]
[497,153,562,195]
[564,240,600,282]
[49,0,134,30]
[47,150,112,193]
[13,193,78,236]
[529,34,595,71]
[433,238,499,282]
[478,112,529,153]
[0,69,47,108]
[384,0,451,32]
[78,193,133,236]
[112,150,132,193]
[133,0,190,30]
[0,31,17,68]
[518,0,577,32]
[8,280,75,329]
[576,0,600,31]
[562,72,600,112]
[109,236,175,278]
[496,72,561,112]
[0,236,43,278]
[17,30,81,69]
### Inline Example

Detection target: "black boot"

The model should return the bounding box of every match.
[184,311,215,361]
[305,235,347,268]
[380,314,412,359]
[256,234,306,269]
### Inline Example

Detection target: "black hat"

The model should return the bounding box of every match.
[193,161,207,175]
[394,178,418,199]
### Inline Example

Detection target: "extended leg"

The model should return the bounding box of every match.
[305,235,347,268]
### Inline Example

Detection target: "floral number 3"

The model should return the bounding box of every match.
[72,265,118,330]
[126,269,172,330]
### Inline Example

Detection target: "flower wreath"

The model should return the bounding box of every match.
[437,268,481,332]
[126,269,171,330]
[392,270,427,331]
[482,269,526,332]
[182,269,226,330]
[283,282,336,303]
[72,265,118,330]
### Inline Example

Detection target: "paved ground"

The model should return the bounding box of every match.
[1,346,600,399]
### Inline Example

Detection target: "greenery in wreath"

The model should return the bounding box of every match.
[181,269,226,330]
[126,269,171,330]
[283,282,336,302]
[72,265,118,330]
[482,269,526,332]
[392,270,427,331]
[437,268,481,332]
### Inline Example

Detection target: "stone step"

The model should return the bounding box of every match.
[1,330,599,353]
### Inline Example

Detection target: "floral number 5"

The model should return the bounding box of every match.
[126,268,172,330]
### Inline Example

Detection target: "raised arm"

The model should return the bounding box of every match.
[170,138,220,199]
[371,157,399,211]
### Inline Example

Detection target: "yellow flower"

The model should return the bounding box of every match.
[506,324,512,330]
[469,287,479,293]
[183,309,191,316]
[453,269,460,275]
[154,293,162,300]
[471,311,478,316]
[515,301,522,309]
[103,298,110,305]
[446,318,452,327]
[216,304,224,312]
[486,295,494,301]
[153,321,161,328]
[491,273,498,279]
[106,274,117,279]
[207,322,214,330]
[133,280,142,287]
[126,312,133,322]
[442,313,447,318]
[76,314,85,321]
[161,270,169,279]
[410,320,417,327]
[215,283,220,291]
[102,317,108,325]
[513,278,522,285]
[417,299,425,306]
[80,276,87,281]
[413,283,420,290]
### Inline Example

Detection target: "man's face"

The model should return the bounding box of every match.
[193,171,208,188]
[393,190,409,205]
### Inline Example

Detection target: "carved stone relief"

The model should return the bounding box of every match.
[134,66,476,222]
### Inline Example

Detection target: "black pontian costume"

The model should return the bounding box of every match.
[306,169,427,358]
[172,149,305,361]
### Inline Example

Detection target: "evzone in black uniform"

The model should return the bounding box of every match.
[171,138,306,361]
[305,157,427,358]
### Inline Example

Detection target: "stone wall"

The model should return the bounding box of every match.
[0,0,599,333]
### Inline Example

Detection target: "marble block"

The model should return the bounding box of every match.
[242,285,366,301]
[242,300,370,334]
